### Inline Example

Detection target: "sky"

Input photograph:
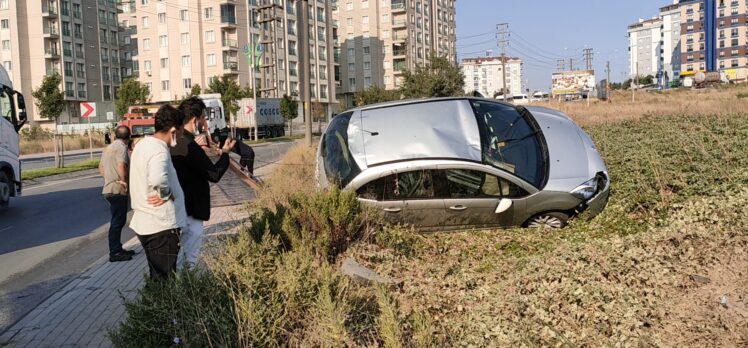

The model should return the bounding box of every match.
[455,0,669,92]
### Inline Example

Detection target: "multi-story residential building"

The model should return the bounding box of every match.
[460,56,523,97]
[131,0,337,118]
[659,2,682,86]
[628,17,662,79]
[0,0,123,128]
[119,0,138,80]
[335,0,457,107]
[679,0,748,81]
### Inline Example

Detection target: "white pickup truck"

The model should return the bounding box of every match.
[0,65,27,208]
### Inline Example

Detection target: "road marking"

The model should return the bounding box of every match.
[25,175,101,192]
[0,226,12,233]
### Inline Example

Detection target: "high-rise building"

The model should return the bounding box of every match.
[334,0,457,107]
[628,17,662,79]
[659,2,682,87]
[460,57,523,97]
[0,0,124,128]
[130,0,337,118]
[118,0,138,80]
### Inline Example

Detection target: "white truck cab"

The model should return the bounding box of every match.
[0,65,28,208]
[198,94,228,132]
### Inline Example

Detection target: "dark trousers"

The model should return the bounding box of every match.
[104,194,128,255]
[137,229,181,281]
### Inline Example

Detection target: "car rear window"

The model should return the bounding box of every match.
[470,100,546,188]
[322,112,361,187]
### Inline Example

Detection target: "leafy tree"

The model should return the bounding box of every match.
[116,78,150,117]
[279,94,298,137]
[399,54,465,98]
[31,73,65,167]
[206,75,244,122]
[354,85,400,106]
[190,84,202,97]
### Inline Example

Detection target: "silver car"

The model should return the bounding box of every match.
[316,98,609,230]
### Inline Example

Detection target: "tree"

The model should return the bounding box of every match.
[206,75,244,122]
[279,94,298,137]
[32,73,65,167]
[190,84,202,97]
[354,85,400,106]
[116,78,150,117]
[399,54,465,98]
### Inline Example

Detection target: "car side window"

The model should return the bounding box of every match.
[384,170,435,200]
[444,169,528,198]
[357,177,385,201]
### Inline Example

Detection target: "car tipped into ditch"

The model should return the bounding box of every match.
[316,98,609,230]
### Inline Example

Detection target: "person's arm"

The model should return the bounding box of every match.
[146,151,172,206]
[187,139,234,183]
[116,146,129,187]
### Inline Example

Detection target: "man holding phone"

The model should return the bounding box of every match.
[171,97,236,270]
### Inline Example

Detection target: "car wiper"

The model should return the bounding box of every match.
[498,130,540,146]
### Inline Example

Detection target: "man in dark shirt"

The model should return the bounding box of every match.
[171,97,236,270]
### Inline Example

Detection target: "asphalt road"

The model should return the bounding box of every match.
[21,151,103,171]
[0,140,299,334]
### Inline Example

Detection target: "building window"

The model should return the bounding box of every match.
[346,2,353,10]
[207,53,216,66]
[205,7,213,19]
[158,12,166,24]
[160,58,168,69]
[144,60,152,72]
[0,0,7,9]
[1,40,9,51]
[183,78,192,89]
[159,35,168,47]
[0,19,8,29]
[364,61,371,70]
[182,55,190,67]
[180,33,189,45]
[205,30,215,43]
[348,78,356,90]
[180,9,188,21]
[142,16,150,28]
[162,80,170,91]
[143,38,151,50]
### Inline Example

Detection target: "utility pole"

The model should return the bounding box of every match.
[497,23,509,96]
[301,0,312,146]
[606,60,611,102]
[633,62,639,103]
[583,48,593,71]
[557,59,566,72]
[569,58,574,71]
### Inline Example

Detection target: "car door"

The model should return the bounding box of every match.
[356,169,445,229]
[440,168,527,229]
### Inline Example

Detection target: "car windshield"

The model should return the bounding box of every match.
[470,100,546,188]
[322,112,360,187]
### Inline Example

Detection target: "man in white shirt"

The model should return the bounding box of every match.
[129,105,186,281]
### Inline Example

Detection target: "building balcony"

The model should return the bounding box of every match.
[222,38,239,49]
[43,26,59,38]
[391,0,406,13]
[392,19,406,28]
[223,61,239,73]
[42,4,58,18]
[44,48,60,59]
[65,89,75,97]
[221,16,237,28]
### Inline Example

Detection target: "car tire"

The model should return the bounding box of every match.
[0,171,11,209]
[525,212,569,229]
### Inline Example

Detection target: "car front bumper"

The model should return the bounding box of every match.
[584,177,610,218]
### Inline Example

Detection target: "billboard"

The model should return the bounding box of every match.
[551,70,596,95]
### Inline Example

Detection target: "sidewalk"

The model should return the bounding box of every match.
[0,170,260,347]
[20,148,105,161]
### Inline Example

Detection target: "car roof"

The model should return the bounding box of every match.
[343,97,516,113]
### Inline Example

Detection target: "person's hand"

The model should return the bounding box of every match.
[221,138,237,154]
[147,193,167,207]
[117,181,128,192]
[195,134,208,147]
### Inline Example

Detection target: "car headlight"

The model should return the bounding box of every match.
[570,177,598,201]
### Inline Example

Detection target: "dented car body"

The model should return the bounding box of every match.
[316,98,610,230]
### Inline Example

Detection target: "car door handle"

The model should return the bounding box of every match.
[449,205,468,211]
[383,207,402,213]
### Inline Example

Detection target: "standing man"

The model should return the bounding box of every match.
[129,105,186,281]
[99,126,135,262]
[171,97,236,270]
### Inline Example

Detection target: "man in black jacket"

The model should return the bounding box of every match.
[171,97,236,270]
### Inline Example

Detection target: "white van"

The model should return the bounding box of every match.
[512,94,529,105]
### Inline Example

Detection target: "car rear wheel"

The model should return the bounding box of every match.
[526,212,569,229]
[0,171,11,208]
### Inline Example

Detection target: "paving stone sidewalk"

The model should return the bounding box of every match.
[0,169,256,348]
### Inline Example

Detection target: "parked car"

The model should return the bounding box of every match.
[316,98,610,230]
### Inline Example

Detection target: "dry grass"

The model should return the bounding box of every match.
[20,135,106,155]
[249,144,317,210]
[534,84,748,126]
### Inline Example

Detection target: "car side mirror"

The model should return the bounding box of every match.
[16,94,25,110]
[495,198,513,214]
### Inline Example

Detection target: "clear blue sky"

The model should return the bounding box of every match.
[455,0,667,92]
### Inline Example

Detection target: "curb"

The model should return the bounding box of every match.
[23,169,100,188]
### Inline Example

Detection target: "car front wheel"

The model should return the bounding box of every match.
[525,212,569,229]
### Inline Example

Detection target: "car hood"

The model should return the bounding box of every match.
[526,106,606,191]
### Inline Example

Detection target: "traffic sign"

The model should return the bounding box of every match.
[80,102,96,118]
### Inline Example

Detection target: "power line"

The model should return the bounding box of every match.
[457,31,493,40]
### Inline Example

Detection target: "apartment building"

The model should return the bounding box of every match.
[460,56,523,97]
[660,2,682,86]
[130,0,337,117]
[628,17,662,78]
[335,0,457,107]
[0,0,123,128]
[119,1,138,80]
[679,0,748,81]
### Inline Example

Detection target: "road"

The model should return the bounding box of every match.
[0,140,298,334]
[21,151,103,171]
